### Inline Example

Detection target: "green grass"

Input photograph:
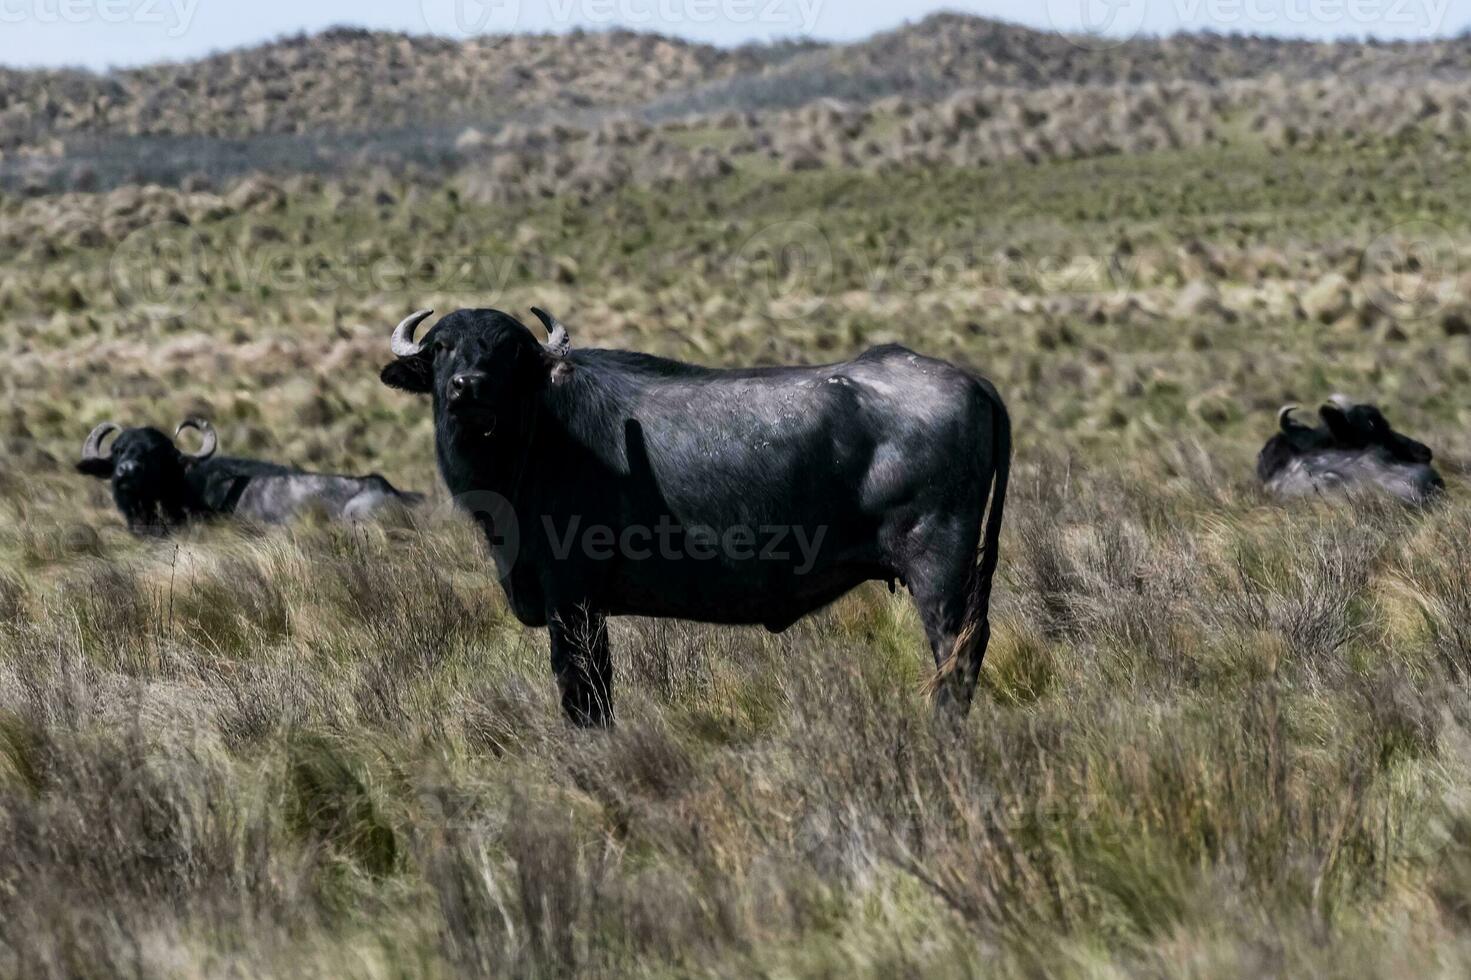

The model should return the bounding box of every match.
[5,134,1471,976]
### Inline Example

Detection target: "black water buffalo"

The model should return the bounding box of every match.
[1258,396,1443,504]
[380,307,1010,726]
[76,418,422,534]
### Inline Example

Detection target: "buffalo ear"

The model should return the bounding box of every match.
[75,458,114,479]
[380,356,433,394]
[542,351,574,386]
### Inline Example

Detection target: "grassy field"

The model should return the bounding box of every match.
[5,127,1471,976]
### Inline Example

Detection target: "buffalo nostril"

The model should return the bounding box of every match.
[450,374,485,401]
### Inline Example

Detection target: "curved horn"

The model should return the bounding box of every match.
[174,418,217,461]
[530,307,571,358]
[391,309,434,358]
[1278,404,1302,429]
[81,422,119,461]
[1327,393,1355,411]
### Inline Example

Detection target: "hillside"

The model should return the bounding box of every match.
[6,13,1471,155]
[660,12,1471,114]
[0,26,783,149]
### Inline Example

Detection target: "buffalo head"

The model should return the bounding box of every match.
[1258,397,1443,505]
[76,418,218,534]
[1319,395,1434,465]
[379,307,573,438]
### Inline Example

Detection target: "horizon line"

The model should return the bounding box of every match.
[2,8,1466,75]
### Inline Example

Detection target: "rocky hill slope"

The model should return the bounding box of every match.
[5,13,1470,155]
[0,27,783,149]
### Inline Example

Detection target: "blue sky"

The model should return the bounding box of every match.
[0,0,1461,70]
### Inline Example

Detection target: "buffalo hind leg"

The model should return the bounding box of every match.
[909,553,987,719]
[548,606,614,727]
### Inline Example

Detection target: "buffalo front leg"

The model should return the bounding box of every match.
[548,606,614,727]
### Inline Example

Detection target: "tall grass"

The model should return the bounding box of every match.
[6,118,1471,975]
[3,461,1470,977]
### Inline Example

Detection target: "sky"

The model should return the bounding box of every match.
[0,0,1462,71]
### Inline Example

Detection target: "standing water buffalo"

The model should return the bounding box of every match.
[76,418,422,534]
[381,307,1010,726]
[1258,396,1443,504]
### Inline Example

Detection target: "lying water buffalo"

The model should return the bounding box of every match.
[76,418,422,534]
[1258,396,1443,504]
[381,307,1010,726]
